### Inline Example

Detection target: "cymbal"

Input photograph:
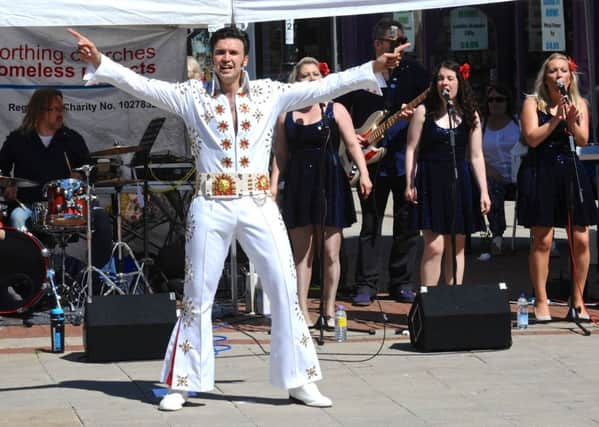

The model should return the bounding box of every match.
[95,178,142,188]
[91,144,145,157]
[0,175,39,188]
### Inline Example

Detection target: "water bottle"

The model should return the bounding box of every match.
[334,304,347,342]
[50,307,65,353]
[517,292,529,329]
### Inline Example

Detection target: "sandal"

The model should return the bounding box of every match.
[533,305,552,323]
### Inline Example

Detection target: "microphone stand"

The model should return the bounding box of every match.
[565,128,591,335]
[315,103,330,346]
[314,103,375,345]
[446,99,459,286]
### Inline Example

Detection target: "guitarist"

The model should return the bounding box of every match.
[338,18,429,305]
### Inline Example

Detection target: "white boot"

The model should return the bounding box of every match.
[289,383,332,407]
[159,389,189,411]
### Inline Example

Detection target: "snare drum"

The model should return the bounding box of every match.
[43,178,89,229]
[0,227,49,314]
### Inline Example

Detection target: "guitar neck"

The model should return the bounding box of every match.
[368,87,430,143]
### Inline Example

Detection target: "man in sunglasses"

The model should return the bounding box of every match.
[338,18,429,306]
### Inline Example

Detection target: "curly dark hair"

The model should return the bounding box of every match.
[209,26,250,56]
[424,60,479,131]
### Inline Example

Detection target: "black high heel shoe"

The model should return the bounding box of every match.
[565,307,591,323]
[311,315,335,331]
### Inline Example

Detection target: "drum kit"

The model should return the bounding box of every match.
[0,143,153,322]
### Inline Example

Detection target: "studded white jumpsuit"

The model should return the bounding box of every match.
[85,55,380,392]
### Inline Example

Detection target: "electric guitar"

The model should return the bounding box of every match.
[342,87,430,185]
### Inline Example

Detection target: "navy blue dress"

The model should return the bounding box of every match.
[517,110,598,227]
[282,103,356,229]
[409,117,485,235]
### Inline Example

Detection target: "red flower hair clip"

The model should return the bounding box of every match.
[319,62,331,77]
[459,62,470,81]
[568,56,578,73]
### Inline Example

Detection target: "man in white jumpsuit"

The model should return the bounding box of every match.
[69,26,406,411]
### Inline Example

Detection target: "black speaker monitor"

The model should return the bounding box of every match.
[408,283,512,352]
[84,293,177,362]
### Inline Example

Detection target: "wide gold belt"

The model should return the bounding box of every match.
[195,172,270,198]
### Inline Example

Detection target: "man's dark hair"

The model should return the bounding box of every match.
[209,26,250,55]
[372,17,404,41]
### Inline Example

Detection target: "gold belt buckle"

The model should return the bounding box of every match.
[212,174,237,196]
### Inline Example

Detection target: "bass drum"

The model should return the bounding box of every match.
[0,227,48,314]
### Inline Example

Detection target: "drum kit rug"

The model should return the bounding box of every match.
[0,143,152,324]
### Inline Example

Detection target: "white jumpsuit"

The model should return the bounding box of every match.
[85,56,380,392]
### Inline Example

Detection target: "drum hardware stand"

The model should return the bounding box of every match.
[49,228,83,314]
[84,177,151,296]
[108,180,151,295]
[77,165,127,299]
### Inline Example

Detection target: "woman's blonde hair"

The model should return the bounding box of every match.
[532,52,585,114]
[288,57,320,83]
[187,56,203,81]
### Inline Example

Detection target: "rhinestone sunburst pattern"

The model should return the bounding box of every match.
[176,375,189,387]
[179,339,193,355]
[181,296,198,328]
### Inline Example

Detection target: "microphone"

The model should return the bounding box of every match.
[318,102,329,132]
[441,88,453,107]
[74,164,95,173]
[557,80,570,104]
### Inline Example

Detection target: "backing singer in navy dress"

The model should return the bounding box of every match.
[409,118,485,235]
[281,102,356,229]
[517,110,598,228]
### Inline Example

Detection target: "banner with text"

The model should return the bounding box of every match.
[0,26,187,158]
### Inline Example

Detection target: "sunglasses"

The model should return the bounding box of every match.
[378,36,408,45]
[487,97,506,103]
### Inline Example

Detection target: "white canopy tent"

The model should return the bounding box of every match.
[232,0,514,23]
[0,0,231,27]
[2,0,514,27]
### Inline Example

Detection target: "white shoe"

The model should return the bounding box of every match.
[158,390,188,411]
[289,383,332,407]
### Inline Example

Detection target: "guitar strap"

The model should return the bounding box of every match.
[384,70,399,114]
[380,71,399,148]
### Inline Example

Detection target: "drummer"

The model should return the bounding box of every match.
[0,88,112,269]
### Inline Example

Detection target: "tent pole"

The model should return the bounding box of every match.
[332,16,339,72]
[583,0,597,143]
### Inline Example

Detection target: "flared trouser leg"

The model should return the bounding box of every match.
[161,196,235,391]
[236,196,322,389]
[161,195,321,391]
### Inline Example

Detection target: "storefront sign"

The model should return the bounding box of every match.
[393,11,415,53]
[450,7,488,51]
[285,19,295,45]
[541,0,565,51]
